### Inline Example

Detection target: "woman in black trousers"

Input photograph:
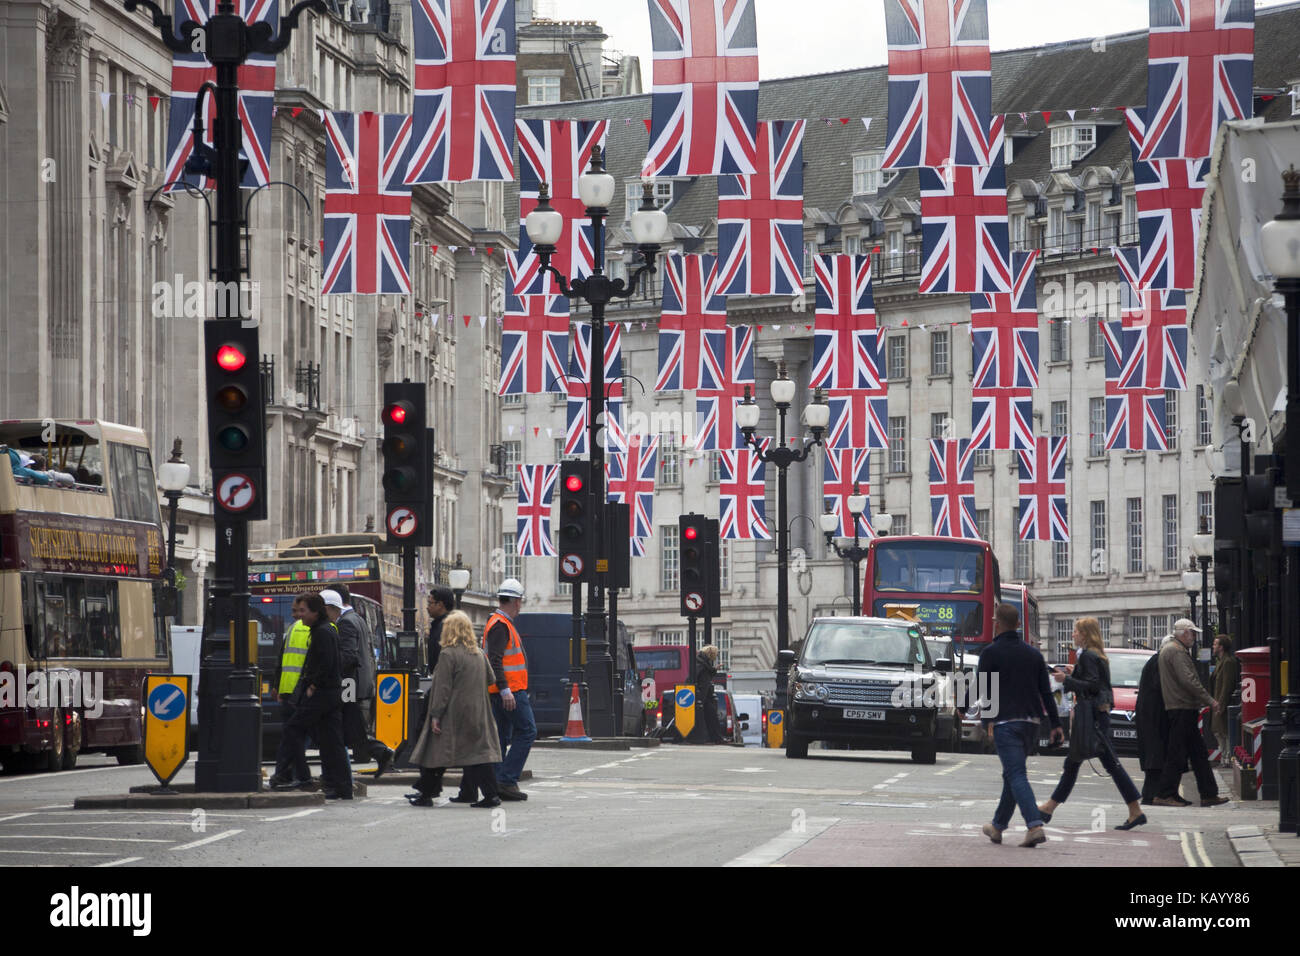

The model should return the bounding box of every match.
[1038,617,1145,830]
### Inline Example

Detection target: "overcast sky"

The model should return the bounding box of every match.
[542,0,1292,82]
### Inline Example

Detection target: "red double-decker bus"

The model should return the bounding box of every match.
[861,535,1003,649]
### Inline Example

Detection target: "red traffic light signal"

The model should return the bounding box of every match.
[384,401,412,426]
[683,525,699,540]
[565,473,584,493]
[215,343,247,372]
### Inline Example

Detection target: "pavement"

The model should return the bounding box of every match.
[0,743,1290,866]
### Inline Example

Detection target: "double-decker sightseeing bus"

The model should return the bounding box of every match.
[862,535,1003,654]
[0,420,169,772]
[1001,583,1042,649]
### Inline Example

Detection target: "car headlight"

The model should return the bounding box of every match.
[815,684,829,700]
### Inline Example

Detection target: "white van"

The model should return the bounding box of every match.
[169,625,204,734]
[733,693,763,747]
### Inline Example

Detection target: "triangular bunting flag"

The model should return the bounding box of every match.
[449,245,458,253]
[149,95,160,111]
[486,246,494,255]
[292,107,303,118]
[478,315,487,327]
[547,428,554,438]
[840,117,850,125]
[272,106,278,117]
[534,427,540,437]
[431,314,440,326]
[862,117,872,134]
[1067,109,1076,120]
[430,244,438,254]
[1042,111,1052,124]
[462,315,471,327]
[643,119,652,133]
[99,92,111,110]
[469,246,477,255]
[773,324,781,331]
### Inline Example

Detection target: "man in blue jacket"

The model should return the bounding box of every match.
[977,603,1063,848]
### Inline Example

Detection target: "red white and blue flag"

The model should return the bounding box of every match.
[513,119,608,295]
[823,449,874,538]
[322,111,414,295]
[405,0,516,183]
[825,389,889,450]
[1141,0,1254,162]
[969,249,1039,389]
[515,463,558,557]
[719,441,770,540]
[642,0,760,177]
[882,0,994,169]
[565,322,625,455]
[1017,435,1069,542]
[918,117,1010,293]
[1126,109,1209,291]
[716,120,806,296]
[607,435,660,556]
[929,438,980,539]
[810,255,883,390]
[1105,381,1168,451]
[1113,247,1190,390]
[499,251,569,395]
[656,253,728,391]
[970,386,1033,450]
[164,0,277,191]
[695,325,754,451]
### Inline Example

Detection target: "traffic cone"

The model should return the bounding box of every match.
[560,683,592,742]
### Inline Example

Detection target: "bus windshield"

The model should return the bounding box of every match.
[802,621,929,667]
[873,541,985,594]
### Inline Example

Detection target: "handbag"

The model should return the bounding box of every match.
[1067,652,1104,761]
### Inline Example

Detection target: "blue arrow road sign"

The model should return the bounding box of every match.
[676,688,695,708]
[147,683,186,722]
[379,676,402,705]
[769,711,783,725]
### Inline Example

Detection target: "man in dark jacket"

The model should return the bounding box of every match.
[1211,634,1240,764]
[695,646,725,743]
[977,604,1063,848]
[322,588,394,777]
[1136,638,1172,803]
[426,587,453,674]
[280,593,352,799]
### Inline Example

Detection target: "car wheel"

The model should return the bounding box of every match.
[115,743,145,766]
[785,734,809,759]
[911,744,937,764]
[42,711,65,773]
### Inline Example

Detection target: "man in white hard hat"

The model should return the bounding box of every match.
[1153,619,1228,807]
[481,578,535,802]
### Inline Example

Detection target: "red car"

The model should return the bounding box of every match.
[1102,648,1155,755]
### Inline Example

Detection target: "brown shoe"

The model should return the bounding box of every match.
[981,823,1002,844]
[1152,796,1191,807]
[1020,826,1047,848]
[1200,795,1230,807]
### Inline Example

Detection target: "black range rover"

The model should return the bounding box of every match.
[783,616,941,763]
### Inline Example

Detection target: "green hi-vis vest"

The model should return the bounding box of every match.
[278,621,313,695]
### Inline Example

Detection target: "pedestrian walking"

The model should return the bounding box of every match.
[1135,637,1174,804]
[695,645,725,744]
[1037,618,1145,830]
[977,603,1063,848]
[269,596,314,790]
[277,593,352,800]
[407,611,503,808]
[483,578,536,802]
[1210,634,1240,764]
[425,587,453,675]
[1152,619,1229,807]
[322,587,394,778]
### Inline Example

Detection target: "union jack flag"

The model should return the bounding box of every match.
[515,464,558,557]
[825,389,889,450]
[656,254,728,391]
[918,117,1011,293]
[719,441,770,540]
[405,0,516,183]
[607,435,660,554]
[810,255,883,390]
[565,322,625,455]
[1113,247,1190,390]
[882,0,994,169]
[1017,435,1069,542]
[929,439,980,539]
[322,112,414,295]
[1126,109,1209,291]
[969,249,1039,389]
[716,120,806,296]
[823,449,874,538]
[695,325,754,451]
[499,251,569,395]
[642,0,760,177]
[513,119,608,296]
[163,0,277,192]
[1141,0,1254,162]
[1103,317,1126,382]
[970,386,1033,450]
[1105,382,1168,451]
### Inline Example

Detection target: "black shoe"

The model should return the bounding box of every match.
[406,793,433,807]
[448,794,476,804]
[498,784,528,802]
[1115,814,1148,830]
[323,790,354,801]
[273,777,308,791]
[374,748,395,779]
[471,796,502,808]
[268,773,292,789]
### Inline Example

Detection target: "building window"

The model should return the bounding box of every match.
[1088,316,1105,359]
[973,448,992,467]
[1053,540,1070,578]
[1291,81,1300,117]
[1129,615,1148,648]
[1197,385,1212,446]
[931,329,949,375]
[1054,618,1072,650]
[714,628,732,670]
[1051,401,1068,438]
[502,392,523,407]
[887,335,908,380]
[1050,317,1069,361]
[1090,500,1107,574]
[558,579,572,597]
[659,433,681,486]
[1014,535,1033,581]
[1049,207,1066,247]
[852,151,894,196]
[708,450,722,484]
[504,440,522,494]
[1164,390,1178,448]
[891,513,909,536]
[1150,615,1169,641]
[719,539,731,591]
[1197,490,1213,534]
[1099,616,1112,645]
[1163,494,1179,571]
[1089,397,1106,457]
[527,75,561,104]
[1010,213,1026,249]
[1123,193,1137,236]
[625,179,673,222]
[502,532,521,583]
[888,417,907,473]
[1127,497,1143,573]
[1050,124,1096,170]
[843,235,861,255]
[931,412,949,439]
[656,629,685,646]
[555,438,565,463]
[975,508,990,542]
[660,523,679,592]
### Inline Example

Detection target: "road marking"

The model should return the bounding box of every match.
[725,817,839,867]
[1193,831,1213,867]
[1179,832,1199,867]
[959,800,975,807]
[7,821,202,827]
[96,857,143,867]
[0,835,172,843]
[0,848,114,856]
[261,809,324,822]
[0,813,35,823]
[170,829,242,851]
[936,760,970,777]
[724,767,769,774]
[571,768,595,776]
[0,765,138,784]
[840,801,930,808]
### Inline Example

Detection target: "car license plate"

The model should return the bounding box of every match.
[844,709,885,720]
[1113,728,1137,739]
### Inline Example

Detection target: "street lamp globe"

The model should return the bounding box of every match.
[848,490,867,517]
[736,385,761,431]
[630,182,670,245]
[875,512,893,535]
[770,365,796,406]
[1192,529,1215,559]
[524,184,564,246]
[158,439,190,493]
[577,146,617,210]
[819,510,839,535]
[1259,165,1300,279]
[448,566,470,592]
[802,387,830,431]
[1181,569,1200,594]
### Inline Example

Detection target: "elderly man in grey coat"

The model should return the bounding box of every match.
[1152,619,1229,808]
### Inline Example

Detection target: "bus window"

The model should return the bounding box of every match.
[108,442,160,523]
[134,447,161,522]
[23,575,43,659]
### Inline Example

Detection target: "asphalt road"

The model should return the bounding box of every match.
[0,745,1270,867]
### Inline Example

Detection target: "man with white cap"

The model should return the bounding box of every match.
[482,578,535,802]
[1152,619,1229,807]
[320,588,394,777]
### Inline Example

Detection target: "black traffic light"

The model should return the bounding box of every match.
[558,460,593,583]
[382,381,431,546]
[204,320,266,520]
[1245,468,1278,552]
[679,513,720,618]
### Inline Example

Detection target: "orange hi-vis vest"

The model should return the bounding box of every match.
[483,611,528,693]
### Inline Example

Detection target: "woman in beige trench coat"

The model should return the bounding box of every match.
[407,611,503,807]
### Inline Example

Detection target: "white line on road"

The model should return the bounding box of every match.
[0,813,35,823]
[0,835,173,843]
[725,817,839,867]
[7,821,201,827]
[261,808,324,822]
[0,848,114,856]
[571,768,596,775]
[96,857,143,867]
[1179,832,1198,867]
[936,760,970,777]
[0,765,139,784]
[1193,831,1213,867]
[597,762,623,769]
[170,829,242,852]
